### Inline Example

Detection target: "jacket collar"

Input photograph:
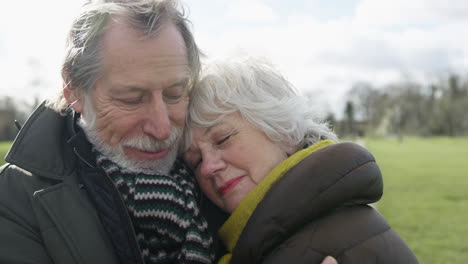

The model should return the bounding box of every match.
[230,141,383,263]
[217,140,335,264]
[5,101,94,180]
[67,111,96,169]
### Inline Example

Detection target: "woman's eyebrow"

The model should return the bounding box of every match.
[204,122,226,136]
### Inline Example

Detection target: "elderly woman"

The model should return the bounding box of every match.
[183,57,418,264]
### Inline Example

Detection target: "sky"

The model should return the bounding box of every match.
[1,0,468,116]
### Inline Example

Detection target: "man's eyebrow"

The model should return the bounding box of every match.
[109,77,190,94]
[110,86,146,94]
[164,77,189,90]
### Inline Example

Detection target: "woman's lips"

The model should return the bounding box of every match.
[218,176,244,196]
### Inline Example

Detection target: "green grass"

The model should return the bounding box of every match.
[0,141,12,166]
[365,137,468,264]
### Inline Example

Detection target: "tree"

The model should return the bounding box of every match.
[0,97,29,141]
[344,72,468,137]
[325,112,337,131]
[344,100,355,137]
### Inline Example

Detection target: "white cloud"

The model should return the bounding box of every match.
[2,0,468,116]
[226,0,277,22]
[354,0,468,27]
[0,0,84,101]
[194,0,468,116]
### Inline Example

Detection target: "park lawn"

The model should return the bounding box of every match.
[0,141,12,166]
[365,137,468,264]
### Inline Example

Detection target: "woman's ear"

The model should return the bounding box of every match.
[284,144,299,156]
[63,86,84,113]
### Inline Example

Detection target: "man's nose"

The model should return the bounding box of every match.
[200,150,225,179]
[142,97,171,140]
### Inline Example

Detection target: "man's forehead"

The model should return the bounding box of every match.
[101,19,187,60]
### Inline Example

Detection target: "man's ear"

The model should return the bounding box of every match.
[63,86,84,113]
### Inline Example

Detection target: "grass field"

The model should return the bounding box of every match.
[0,141,12,166]
[365,137,468,264]
[1,138,467,262]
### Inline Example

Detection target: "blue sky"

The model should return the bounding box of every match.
[1,0,467,116]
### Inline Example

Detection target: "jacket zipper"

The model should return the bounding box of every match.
[73,147,145,264]
[73,148,95,168]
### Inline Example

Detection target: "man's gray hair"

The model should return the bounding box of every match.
[185,57,338,152]
[48,0,201,114]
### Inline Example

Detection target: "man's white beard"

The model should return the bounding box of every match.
[77,96,181,175]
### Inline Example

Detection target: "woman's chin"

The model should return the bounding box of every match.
[224,197,244,214]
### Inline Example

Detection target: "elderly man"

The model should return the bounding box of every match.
[0,1,337,264]
[0,1,213,263]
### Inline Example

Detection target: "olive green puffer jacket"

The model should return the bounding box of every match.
[230,142,419,264]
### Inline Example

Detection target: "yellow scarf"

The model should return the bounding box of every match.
[217,140,335,264]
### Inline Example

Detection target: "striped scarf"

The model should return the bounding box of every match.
[96,152,214,264]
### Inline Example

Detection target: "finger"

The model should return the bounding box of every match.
[321,256,338,264]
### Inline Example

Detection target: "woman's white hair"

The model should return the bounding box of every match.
[185,57,337,152]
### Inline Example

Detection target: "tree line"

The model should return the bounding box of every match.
[329,73,468,138]
[1,73,468,141]
[0,97,39,141]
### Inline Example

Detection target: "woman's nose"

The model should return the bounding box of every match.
[200,151,225,178]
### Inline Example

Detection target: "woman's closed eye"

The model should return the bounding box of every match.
[216,131,237,146]
[216,135,230,145]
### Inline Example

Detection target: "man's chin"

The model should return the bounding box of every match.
[79,122,179,175]
[116,148,178,175]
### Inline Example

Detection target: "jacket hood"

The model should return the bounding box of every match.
[231,142,383,263]
[5,102,89,180]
